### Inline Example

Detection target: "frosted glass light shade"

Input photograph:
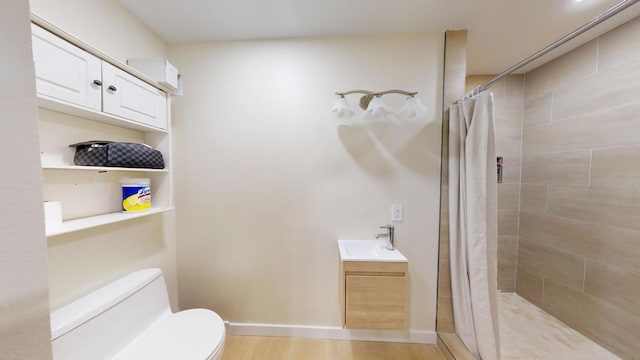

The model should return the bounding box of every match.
[331,96,354,118]
[363,96,391,120]
[398,96,428,120]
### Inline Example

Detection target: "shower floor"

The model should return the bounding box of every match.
[498,292,620,360]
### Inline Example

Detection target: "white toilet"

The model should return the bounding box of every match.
[50,268,225,360]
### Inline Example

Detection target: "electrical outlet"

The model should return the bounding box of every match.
[391,204,403,222]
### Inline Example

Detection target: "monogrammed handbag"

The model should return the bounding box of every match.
[69,141,165,169]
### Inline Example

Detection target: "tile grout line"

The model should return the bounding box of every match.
[522,144,640,158]
[521,208,633,233]
[595,37,600,75]
[521,239,584,260]
[523,97,640,131]
[541,275,545,304]
[514,74,526,292]
[587,149,593,187]
[549,89,554,124]
[545,184,549,215]
[582,258,588,292]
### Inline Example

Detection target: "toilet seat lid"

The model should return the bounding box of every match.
[114,309,225,360]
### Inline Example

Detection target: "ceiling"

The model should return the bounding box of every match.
[118,0,640,74]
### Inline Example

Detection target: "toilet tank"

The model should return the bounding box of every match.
[50,269,171,360]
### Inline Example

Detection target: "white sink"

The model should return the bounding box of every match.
[338,240,408,262]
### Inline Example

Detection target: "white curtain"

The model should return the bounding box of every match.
[448,93,500,360]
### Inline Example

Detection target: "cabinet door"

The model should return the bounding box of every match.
[345,275,406,329]
[31,24,102,111]
[102,62,168,130]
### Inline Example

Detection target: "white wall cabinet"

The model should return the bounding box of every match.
[102,62,167,129]
[32,24,102,111]
[32,21,174,237]
[32,24,168,131]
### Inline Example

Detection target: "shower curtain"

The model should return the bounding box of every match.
[448,93,500,360]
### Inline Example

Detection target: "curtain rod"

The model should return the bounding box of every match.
[470,0,640,96]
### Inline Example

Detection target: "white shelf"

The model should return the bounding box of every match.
[42,164,169,173]
[46,207,174,237]
[37,94,168,133]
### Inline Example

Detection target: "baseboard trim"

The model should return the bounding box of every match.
[226,322,437,344]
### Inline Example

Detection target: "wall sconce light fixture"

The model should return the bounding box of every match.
[331,89,428,121]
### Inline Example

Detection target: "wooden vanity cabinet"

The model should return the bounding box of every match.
[340,261,408,330]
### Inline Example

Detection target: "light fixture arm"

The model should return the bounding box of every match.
[335,89,418,97]
[335,89,419,110]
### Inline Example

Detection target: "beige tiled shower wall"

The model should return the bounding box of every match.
[517,15,640,360]
[466,75,525,292]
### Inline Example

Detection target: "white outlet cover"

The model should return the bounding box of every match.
[391,204,403,222]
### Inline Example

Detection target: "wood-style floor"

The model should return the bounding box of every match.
[221,335,446,360]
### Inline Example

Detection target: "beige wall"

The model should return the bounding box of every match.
[170,34,443,334]
[0,0,52,358]
[29,0,178,311]
[517,16,640,359]
[29,0,167,64]
[466,75,524,292]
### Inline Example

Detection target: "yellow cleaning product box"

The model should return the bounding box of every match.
[120,178,151,212]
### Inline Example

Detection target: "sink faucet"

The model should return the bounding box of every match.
[375,225,395,250]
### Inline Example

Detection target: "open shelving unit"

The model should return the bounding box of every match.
[34,17,174,238]
[38,94,168,134]
[38,95,173,237]
[42,164,169,173]
[46,207,174,237]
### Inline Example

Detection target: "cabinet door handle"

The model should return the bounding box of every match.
[92,80,102,86]
[108,85,117,92]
